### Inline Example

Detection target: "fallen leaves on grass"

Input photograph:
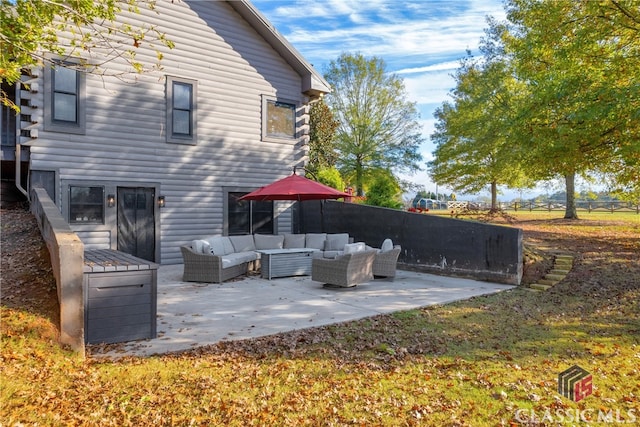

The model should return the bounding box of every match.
[2,207,640,426]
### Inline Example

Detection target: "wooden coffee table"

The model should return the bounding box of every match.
[255,248,316,280]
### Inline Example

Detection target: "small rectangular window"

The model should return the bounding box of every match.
[172,82,192,135]
[53,67,78,123]
[44,60,86,134]
[166,76,197,144]
[266,100,296,139]
[69,186,105,224]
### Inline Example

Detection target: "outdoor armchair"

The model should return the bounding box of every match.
[311,249,377,288]
[372,245,401,279]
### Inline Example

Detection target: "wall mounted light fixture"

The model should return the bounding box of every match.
[158,196,166,208]
[107,194,115,207]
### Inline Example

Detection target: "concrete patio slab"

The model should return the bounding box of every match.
[106,265,514,357]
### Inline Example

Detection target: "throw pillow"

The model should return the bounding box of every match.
[191,240,205,253]
[191,240,208,254]
[343,242,366,254]
[380,238,393,252]
[208,237,227,256]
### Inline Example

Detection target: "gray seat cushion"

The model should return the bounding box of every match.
[221,251,258,268]
[321,250,342,259]
[324,233,350,251]
[305,233,327,250]
[254,234,284,250]
[229,235,256,252]
[283,233,306,249]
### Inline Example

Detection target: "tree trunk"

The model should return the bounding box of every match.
[491,181,498,211]
[355,160,364,197]
[564,172,578,219]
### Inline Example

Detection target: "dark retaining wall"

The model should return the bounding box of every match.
[298,200,523,285]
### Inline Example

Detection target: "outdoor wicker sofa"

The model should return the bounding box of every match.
[311,248,378,288]
[180,245,253,283]
[181,233,353,283]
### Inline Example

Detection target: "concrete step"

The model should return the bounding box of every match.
[553,262,573,270]
[524,251,574,291]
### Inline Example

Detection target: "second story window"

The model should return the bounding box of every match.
[52,66,79,123]
[166,76,197,144]
[44,60,86,134]
[262,96,297,142]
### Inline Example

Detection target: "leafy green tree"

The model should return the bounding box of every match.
[1,0,173,108]
[429,51,531,211]
[502,0,640,218]
[323,53,423,196]
[364,170,403,209]
[307,98,339,174]
[316,167,345,192]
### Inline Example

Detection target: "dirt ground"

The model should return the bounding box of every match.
[1,206,60,329]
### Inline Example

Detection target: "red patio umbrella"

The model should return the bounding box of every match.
[239,172,351,202]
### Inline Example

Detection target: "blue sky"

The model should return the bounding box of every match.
[251,0,508,199]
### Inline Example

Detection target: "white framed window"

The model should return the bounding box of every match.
[44,61,86,134]
[166,76,197,144]
[262,96,297,141]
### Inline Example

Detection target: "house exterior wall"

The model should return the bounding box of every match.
[24,1,316,264]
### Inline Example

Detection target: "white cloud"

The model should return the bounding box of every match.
[284,20,484,66]
[396,60,461,75]
[263,0,505,69]
[253,0,506,194]
[404,70,455,105]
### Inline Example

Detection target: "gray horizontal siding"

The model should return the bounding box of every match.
[29,0,312,265]
[77,231,111,249]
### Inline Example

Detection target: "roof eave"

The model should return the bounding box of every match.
[228,0,331,98]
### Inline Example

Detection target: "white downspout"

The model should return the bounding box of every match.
[15,143,28,197]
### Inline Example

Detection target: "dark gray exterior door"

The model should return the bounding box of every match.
[117,187,156,262]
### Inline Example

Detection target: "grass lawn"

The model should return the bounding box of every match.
[1,208,639,426]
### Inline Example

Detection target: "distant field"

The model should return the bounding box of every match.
[424,208,640,223]
[510,210,640,221]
